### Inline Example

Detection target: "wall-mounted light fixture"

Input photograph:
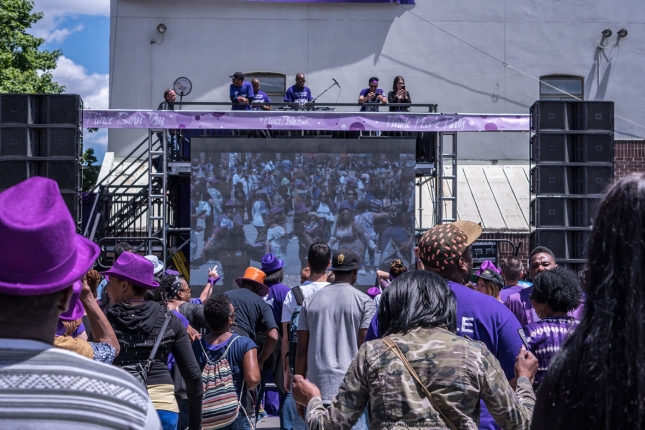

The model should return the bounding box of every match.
[617,28,628,38]
[157,23,167,34]
[601,29,612,38]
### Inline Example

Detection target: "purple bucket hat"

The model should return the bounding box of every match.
[261,253,284,274]
[60,281,85,322]
[101,252,160,289]
[0,177,100,296]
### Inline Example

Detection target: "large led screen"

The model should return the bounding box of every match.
[190,138,416,289]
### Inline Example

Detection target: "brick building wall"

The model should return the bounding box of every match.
[479,232,531,264]
[614,139,645,179]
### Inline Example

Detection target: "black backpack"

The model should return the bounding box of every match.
[287,286,305,370]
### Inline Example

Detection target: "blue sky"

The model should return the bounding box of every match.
[31,0,110,163]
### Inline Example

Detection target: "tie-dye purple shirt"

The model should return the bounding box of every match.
[521,316,579,390]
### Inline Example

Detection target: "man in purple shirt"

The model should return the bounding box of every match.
[504,246,557,326]
[417,221,524,430]
[499,256,526,303]
[229,71,254,111]
[358,76,387,112]
[284,73,313,106]
[251,79,271,111]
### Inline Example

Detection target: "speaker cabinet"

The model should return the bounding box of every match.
[0,128,39,156]
[573,102,613,131]
[0,95,39,124]
[530,230,589,260]
[41,95,80,124]
[531,197,599,228]
[0,160,38,189]
[40,161,79,191]
[531,101,574,130]
[532,166,612,195]
[41,128,79,157]
[532,134,613,163]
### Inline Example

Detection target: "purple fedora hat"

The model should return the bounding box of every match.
[261,253,284,274]
[102,252,160,289]
[60,281,85,322]
[0,177,100,296]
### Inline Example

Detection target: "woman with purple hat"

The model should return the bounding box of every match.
[54,277,121,364]
[104,252,203,430]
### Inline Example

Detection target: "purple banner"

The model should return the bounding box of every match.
[246,1,415,3]
[83,110,529,132]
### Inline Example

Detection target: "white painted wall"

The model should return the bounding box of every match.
[109,0,645,158]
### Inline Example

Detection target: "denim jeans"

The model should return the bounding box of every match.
[157,410,179,430]
[281,392,294,430]
[219,413,251,430]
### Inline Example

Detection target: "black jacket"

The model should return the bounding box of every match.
[108,301,203,429]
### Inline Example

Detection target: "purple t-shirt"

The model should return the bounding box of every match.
[230,81,255,111]
[505,286,586,326]
[265,283,290,326]
[359,88,384,112]
[284,85,312,104]
[499,285,523,304]
[252,91,271,110]
[522,316,579,390]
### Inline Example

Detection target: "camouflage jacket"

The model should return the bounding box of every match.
[305,327,535,430]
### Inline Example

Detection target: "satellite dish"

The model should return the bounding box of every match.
[173,77,192,97]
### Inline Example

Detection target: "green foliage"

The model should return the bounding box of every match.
[0,0,64,93]
[81,147,100,192]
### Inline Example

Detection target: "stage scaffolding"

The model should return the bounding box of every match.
[83,102,530,272]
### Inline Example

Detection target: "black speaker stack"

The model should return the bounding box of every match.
[529,100,614,268]
[0,94,82,218]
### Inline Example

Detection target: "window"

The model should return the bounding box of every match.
[539,75,584,100]
[243,72,286,100]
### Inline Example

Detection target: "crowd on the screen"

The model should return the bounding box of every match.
[190,151,417,286]
[2,171,645,430]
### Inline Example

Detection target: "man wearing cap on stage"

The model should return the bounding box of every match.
[0,177,161,429]
[230,71,254,111]
[417,221,525,430]
[296,248,375,430]
[284,73,313,107]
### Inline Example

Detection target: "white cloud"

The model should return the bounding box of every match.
[51,56,109,110]
[30,0,109,43]
[32,24,84,44]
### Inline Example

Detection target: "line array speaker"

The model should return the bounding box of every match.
[530,100,614,268]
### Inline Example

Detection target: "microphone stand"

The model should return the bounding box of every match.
[311,82,339,104]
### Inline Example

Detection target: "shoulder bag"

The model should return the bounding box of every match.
[121,311,172,390]
[382,337,458,430]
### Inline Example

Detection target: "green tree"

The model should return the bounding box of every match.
[0,0,64,93]
[81,147,100,192]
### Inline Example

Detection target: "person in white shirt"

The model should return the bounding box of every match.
[281,242,331,430]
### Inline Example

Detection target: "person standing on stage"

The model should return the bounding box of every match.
[251,79,272,111]
[158,88,176,110]
[358,77,387,112]
[229,72,254,111]
[284,73,313,107]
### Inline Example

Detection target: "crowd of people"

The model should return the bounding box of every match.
[2,171,645,430]
[190,149,417,286]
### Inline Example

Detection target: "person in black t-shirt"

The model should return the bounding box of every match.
[225,267,279,371]
[388,75,412,112]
